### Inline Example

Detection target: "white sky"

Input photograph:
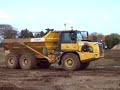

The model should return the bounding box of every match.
[0,0,120,35]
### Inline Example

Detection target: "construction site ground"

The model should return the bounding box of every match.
[0,50,120,90]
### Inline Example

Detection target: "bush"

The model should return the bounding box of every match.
[104,33,120,49]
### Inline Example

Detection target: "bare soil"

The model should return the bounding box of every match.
[0,50,120,90]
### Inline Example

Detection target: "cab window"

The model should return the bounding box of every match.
[77,32,84,41]
[61,32,76,43]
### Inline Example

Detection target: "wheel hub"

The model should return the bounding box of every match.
[65,58,74,67]
[24,59,28,65]
[9,58,15,65]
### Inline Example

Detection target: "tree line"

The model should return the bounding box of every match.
[0,24,54,39]
[0,24,120,49]
[89,32,120,49]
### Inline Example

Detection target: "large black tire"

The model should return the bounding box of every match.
[37,61,51,69]
[61,53,81,71]
[5,53,20,69]
[80,62,90,70]
[19,53,36,70]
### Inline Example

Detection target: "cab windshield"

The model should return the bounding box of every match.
[77,31,88,41]
[77,32,84,41]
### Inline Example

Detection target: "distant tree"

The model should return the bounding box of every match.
[2,29,17,39]
[89,32,98,42]
[104,33,120,49]
[104,35,111,49]
[0,24,17,39]
[97,33,104,42]
[89,32,104,42]
[19,28,34,38]
[34,31,45,38]
[45,28,54,34]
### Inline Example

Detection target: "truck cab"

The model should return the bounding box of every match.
[59,30,103,59]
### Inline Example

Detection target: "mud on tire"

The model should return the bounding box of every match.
[61,53,81,71]
[6,53,20,69]
[19,53,37,70]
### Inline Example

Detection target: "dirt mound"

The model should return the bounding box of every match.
[0,48,4,52]
[105,50,120,60]
[112,44,120,50]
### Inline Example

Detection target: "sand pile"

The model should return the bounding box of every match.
[112,44,120,50]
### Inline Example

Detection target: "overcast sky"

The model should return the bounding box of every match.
[0,0,120,34]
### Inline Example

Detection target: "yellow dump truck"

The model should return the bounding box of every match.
[3,30,104,71]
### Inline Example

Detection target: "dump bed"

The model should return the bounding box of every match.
[3,32,60,61]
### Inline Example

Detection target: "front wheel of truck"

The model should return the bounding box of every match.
[19,54,36,70]
[61,53,81,71]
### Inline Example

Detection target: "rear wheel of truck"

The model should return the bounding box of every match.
[61,53,81,71]
[19,54,36,70]
[6,53,20,69]
[80,62,90,70]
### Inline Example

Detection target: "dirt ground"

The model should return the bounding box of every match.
[0,50,120,90]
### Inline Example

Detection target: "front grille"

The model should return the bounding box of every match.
[98,43,103,56]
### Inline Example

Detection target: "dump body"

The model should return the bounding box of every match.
[3,32,60,63]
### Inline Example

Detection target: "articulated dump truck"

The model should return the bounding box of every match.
[3,30,104,71]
